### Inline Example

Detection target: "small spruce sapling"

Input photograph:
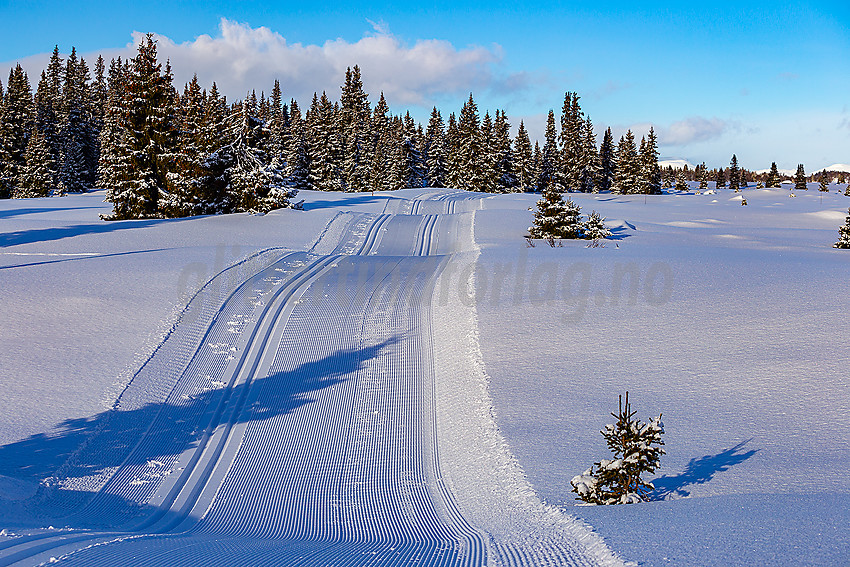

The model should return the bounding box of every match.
[527,190,583,239]
[582,210,612,241]
[834,208,850,249]
[571,392,665,505]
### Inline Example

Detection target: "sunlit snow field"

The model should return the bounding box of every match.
[1,185,848,565]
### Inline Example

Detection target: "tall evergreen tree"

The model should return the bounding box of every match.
[493,110,516,192]
[368,92,393,191]
[223,99,298,213]
[34,71,60,189]
[17,126,54,197]
[819,172,830,192]
[559,91,583,191]
[339,66,371,192]
[531,141,542,190]
[284,98,310,190]
[424,107,446,188]
[59,48,93,193]
[161,74,206,216]
[597,127,616,192]
[715,167,726,189]
[96,57,125,191]
[104,34,178,219]
[0,64,34,199]
[614,130,639,194]
[640,127,662,194]
[400,111,425,189]
[729,154,741,192]
[88,55,107,185]
[794,164,808,191]
[306,91,343,191]
[698,162,709,192]
[765,161,781,188]
[457,93,485,191]
[479,111,498,193]
[514,120,534,192]
[579,115,599,193]
[444,112,461,189]
[538,110,561,193]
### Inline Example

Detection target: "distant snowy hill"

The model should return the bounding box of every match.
[755,164,850,175]
[755,167,796,176]
[658,158,695,169]
[815,163,850,173]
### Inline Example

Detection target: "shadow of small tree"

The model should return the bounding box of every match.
[650,440,759,501]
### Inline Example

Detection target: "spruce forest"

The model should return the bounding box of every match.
[0,35,670,219]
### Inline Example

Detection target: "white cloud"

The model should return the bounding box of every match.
[660,116,728,145]
[2,19,520,109]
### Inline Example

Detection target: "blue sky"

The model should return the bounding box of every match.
[2,0,848,169]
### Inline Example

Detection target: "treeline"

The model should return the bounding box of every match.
[0,35,664,220]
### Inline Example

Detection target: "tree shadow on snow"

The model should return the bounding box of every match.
[0,206,104,220]
[649,440,759,501]
[301,195,386,211]
[0,336,400,529]
[1,216,200,248]
[0,248,175,270]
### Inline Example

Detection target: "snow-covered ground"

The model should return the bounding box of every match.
[0,184,848,565]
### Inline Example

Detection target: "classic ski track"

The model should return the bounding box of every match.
[1,190,612,567]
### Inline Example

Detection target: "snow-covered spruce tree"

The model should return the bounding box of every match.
[103,35,178,219]
[698,162,709,192]
[766,162,781,188]
[527,189,582,239]
[494,110,517,192]
[401,111,425,189]
[597,127,615,192]
[537,110,561,193]
[582,210,611,240]
[613,130,639,194]
[224,102,298,214]
[675,168,689,192]
[715,167,726,189]
[96,57,125,193]
[457,93,485,192]
[59,49,97,194]
[514,120,534,192]
[424,107,447,188]
[479,111,498,193]
[729,154,740,192]
[579,115,599,193]
[444,112,461,190]
[571,392,665,505]
[819,173,830,192]
[640,127,662,195]
[285,99,311,191]
[794,164,807,191]
[339,66,372,193]
[16,126,54,197]
[161,74,206,217]
[306,91,343,191]
[560,91,583,191]
[34,71,61,190]
[0,64,34,199]
[834,208,850,249]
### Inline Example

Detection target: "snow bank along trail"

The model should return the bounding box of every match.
[0,190,622,566]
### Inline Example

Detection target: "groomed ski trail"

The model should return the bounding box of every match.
[0,189,625,567]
